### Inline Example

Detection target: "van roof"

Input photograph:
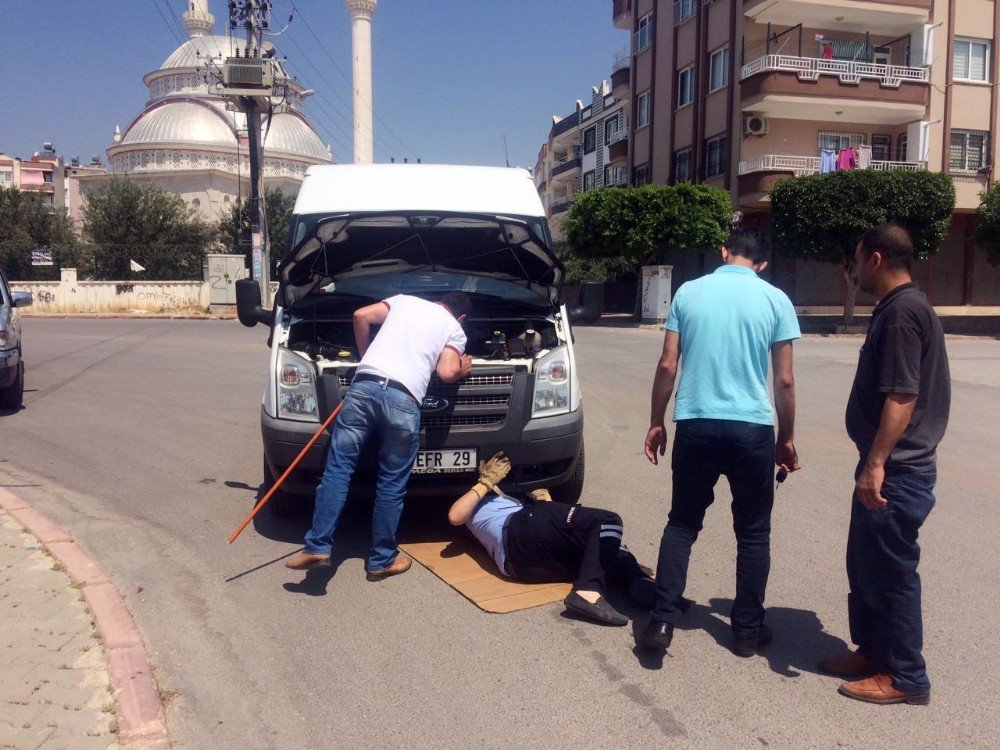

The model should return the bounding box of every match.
[292,164,545,218]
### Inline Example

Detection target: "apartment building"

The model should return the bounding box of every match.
[535,79,630,240]
[0,149,106,227]
[613,0,1000,305]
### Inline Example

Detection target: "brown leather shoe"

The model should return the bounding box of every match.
[838,674,930,705]
[366,552,412,582]
[819,649,877,679]
[284,551,331,570]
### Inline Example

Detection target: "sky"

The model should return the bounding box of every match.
[0,1,627,170]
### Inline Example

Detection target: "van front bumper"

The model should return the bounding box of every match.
[261,405,584,497]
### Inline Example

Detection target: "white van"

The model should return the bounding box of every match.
[236,164,585,515]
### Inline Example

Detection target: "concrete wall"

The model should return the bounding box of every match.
[10,269,208,314]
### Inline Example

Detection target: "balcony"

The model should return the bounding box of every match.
[605,171,628,187]
[550,111,580,142]
[550,155,581,181]
[743,0,930,36]
[737,153,927,206]
[608,135,629,164]
[741,55,929,125]
[550,197,572,215]
[613,0,632,30]
[739,154,926,176]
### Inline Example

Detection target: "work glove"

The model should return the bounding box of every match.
[476,452,511,492]
[528,488,552,502]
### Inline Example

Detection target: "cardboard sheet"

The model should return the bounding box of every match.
[399,535,571,614]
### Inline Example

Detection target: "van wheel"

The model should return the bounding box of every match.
[262,457,310,517]
[0,360,24,411]
[550,444,584,505]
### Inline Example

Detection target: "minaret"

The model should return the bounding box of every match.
[345,0,377,164]
[183,0,215,38]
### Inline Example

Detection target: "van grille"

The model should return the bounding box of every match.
[329,366,520,431]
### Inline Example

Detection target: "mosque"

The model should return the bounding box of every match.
[78,0,332,224]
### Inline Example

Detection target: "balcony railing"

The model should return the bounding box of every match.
[606,171,628,186]
[550,197,572,215]
[550,153,582,179]
[741,55,929,89]
[606,127,628,145]
[738,154,927,177]
[612,49,630,74]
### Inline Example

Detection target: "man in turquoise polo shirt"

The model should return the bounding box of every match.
[636,228,801,657]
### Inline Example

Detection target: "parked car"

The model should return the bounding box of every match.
[236,164,585,515]
[0,269,32,410]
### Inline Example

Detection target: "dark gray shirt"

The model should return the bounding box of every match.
[845,283,950,475]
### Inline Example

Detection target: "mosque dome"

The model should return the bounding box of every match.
[107,1,331,179]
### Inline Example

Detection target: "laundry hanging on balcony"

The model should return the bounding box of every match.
[821,39,874,62]
[820,150,837,174]
[857,145,873,169]
[836,148,858,171]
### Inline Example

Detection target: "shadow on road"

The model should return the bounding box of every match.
[697,597,849,678]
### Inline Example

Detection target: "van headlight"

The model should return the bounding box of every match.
[532,346,571,418]
[277,349,319,421]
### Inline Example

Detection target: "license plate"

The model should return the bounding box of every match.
[412,449,477,474]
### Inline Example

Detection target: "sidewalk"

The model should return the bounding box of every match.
[0,490,170,750]
[0,509,117,749]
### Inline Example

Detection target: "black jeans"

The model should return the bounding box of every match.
[505,503,646,593]
[652,419,776,635]
[847,461,936,694]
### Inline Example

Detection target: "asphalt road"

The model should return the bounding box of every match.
[1,319,998,749]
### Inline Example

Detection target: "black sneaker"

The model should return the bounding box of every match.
[635,619,674,651]
[732,624,773,657]
[563,591,629,626]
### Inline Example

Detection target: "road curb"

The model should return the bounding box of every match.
[0,486,173,749]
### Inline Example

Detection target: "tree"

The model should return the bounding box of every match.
[0,188,77,280]
[770,169,955,327]
[216,187,295,277]
[81,177,215,279]
[564,184,732,314]
[975,181,1000,266]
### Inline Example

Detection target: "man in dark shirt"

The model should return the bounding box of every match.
[820,224,950,706]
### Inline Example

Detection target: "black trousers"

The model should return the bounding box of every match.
[504,503,645,593]
[652,419,775,635]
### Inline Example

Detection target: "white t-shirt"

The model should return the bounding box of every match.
[355,294,467,401]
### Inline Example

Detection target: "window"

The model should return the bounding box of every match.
[583,170,596,191]
[709,46,730,93]
[604,115,619,144]
[603,165,612,186]
[817,131,866,154]
[896,133,909,162]
[635,12,654,53]
[0,171,11,185]
[953,39,990,82]
[704,136,726,178]
[633,163,650,187]
[950,129,989,172]
[42,171,53,184]
[871,134,891,162]
[673,148,692,183]
[583,126,596,154]
[637,91,651,128]
[674,0,696,26]
[677,66,695,108]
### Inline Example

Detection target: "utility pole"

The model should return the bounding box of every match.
[221,0,276,306]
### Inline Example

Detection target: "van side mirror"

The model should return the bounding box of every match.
[235,279,274,328]
[567,280,604,325]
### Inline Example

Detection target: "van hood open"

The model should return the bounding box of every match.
[278,212,563,308]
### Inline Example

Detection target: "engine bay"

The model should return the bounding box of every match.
[286,317,560,365]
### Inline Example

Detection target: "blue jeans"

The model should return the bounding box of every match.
[652,419,776,635]
[847,462,936,694]
[304,379,420,571]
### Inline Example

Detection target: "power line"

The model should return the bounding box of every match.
[149,0,183,45]
[287,0,413,154]
[156,0,188,43]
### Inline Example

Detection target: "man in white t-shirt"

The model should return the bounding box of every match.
[286,292,472,579]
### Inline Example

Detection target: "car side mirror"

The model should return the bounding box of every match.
[11,292,32,308]
[235,278,274,328]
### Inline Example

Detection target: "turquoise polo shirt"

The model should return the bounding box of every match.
[665,265,801,425]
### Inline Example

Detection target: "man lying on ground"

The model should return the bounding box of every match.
[447,452,688,626]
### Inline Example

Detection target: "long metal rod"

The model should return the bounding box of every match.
[228,401,342,544]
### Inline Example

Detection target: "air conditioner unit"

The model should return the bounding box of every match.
[744,115,769,136]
